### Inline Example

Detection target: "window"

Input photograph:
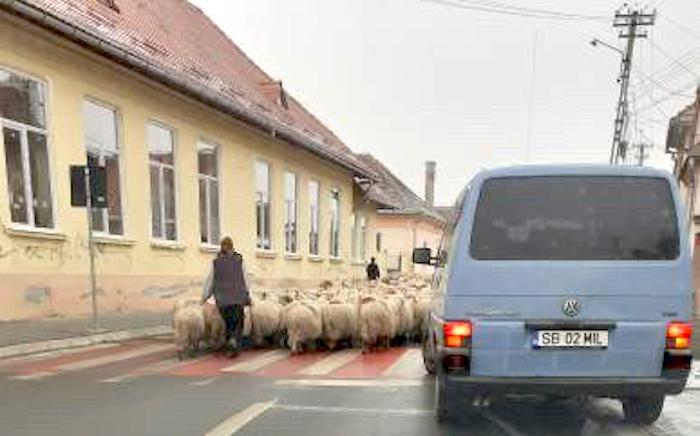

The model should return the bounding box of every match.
[360,216,367,260]
[1,68,53,228]
[309,180,320,255]
[329,189,340,257]
[351,214,366,261]
[147,123,177,241]
[376,232,382,252]
[198,142,219,245]
[255,160,271,250]
[470,176,679,260]
[284,171,297,253]
[83,101,122,235]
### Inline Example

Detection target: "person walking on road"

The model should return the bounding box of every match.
[202,236,251,357]
[366,257,381,281]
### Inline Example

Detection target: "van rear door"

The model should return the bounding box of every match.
[449,176,691,378]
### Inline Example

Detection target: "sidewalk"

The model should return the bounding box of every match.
[0,311,172,358]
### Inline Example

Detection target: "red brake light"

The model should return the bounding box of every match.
[666,322,692,349]
[443,321,472,348]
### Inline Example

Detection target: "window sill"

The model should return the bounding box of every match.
[200,244,220,254]
[284,253,303,261]
[92,235,137,246]
[329,257,344,264]
[150,239,187,251]
[307,255,324,263]
[351,260,366,266]
[4,226,67,241]
[255,250,278,259]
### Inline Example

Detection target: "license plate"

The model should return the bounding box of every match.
[535,330,608,348]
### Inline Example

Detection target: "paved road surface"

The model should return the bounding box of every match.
[0,338,698,436]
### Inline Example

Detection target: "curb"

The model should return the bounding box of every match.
[0,325,173,359]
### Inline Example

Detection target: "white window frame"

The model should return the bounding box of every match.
[0,67,54,230]
[198,141,220,246]
[255,159,272,250]
[308,180,320,256]
[329,188,340,258]
[147,122,178,241]
[83,99,123,236]
[284,171,298,254]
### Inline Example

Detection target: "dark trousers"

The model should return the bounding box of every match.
[218,304,244,349]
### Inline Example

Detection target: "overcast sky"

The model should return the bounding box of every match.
[190,0,699,206]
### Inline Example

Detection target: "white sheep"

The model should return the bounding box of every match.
[357,296,394,353]
[413,297,431,339]
[282,301,323,354]
[201,302,226,350]
[173,300,205,360]
[321,301,357,350]
[250,297,282,347]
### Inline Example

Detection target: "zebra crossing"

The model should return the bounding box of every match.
[2,338,698,389]
[0,338,428,384]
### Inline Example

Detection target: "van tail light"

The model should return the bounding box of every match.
[666,322,692,350]
[443,321,472,348]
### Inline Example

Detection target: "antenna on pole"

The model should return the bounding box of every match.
[608,4,655,164]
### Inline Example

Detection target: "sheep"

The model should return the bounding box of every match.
[357,296,394,353]
[282,301,323,354]
[321,301,357,350]
[413,297,431,340]
[201,302,226,350]
[250,297,282,347]
[173,301,206,360]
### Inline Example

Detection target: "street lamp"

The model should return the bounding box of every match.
[590,38,625,58]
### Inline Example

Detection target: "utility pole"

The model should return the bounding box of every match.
[631,143,652,166]
[609,6,655,164]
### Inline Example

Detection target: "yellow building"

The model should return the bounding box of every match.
[0,0,381,321]
[357,155,447,276]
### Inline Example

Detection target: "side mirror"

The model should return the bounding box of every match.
[412,247,433,265]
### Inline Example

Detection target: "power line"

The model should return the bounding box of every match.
[647,38,700,79]
[660,13,700,41]
[421,0,610,22]
[454,0,610,20]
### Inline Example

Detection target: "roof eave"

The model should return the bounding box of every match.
[2,0,378,181]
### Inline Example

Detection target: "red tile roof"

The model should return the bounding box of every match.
[356,154,446,222]
[5,0,373,177]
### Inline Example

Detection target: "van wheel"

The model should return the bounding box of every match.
[422,336,436,375]
[622,395,664,425]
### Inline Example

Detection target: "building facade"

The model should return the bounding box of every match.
[0,0,380,320]
[666,87,700,315]
[356,155,447,276]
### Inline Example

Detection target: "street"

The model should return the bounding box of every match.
[0,337,698,436]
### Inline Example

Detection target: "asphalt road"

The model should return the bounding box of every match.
[0,338,698,436]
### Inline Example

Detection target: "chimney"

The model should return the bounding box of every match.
[259,80,288,109]
[424,161,436,208]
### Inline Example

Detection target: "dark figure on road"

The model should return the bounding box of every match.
[202,236,251,357]
[366,257,381,281]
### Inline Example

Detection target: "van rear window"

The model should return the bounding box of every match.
[470,176,679,260]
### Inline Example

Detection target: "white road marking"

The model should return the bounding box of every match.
[221,350,289,373]
[56,344,172,372]
[9,371,55,381]
[204,398,277,436]
[480,409,526,436]
[382,349,425,378]
[0,343,120,368]
[273,404,433,416]
[298,350,360,376]
[275,378,424,388]
[687,360,699,389]
[99,357,179,383]
[191,377,219,387]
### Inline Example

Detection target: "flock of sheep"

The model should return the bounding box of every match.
[172,275,433,359]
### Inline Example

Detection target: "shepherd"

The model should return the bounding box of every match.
[201,236,251,357]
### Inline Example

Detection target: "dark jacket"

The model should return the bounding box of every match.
[366,262,380,280]
[202,252,250,306]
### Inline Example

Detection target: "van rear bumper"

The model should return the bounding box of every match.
[445,373,690,397]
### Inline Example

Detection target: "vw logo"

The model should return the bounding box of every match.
[562,298,581,317]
